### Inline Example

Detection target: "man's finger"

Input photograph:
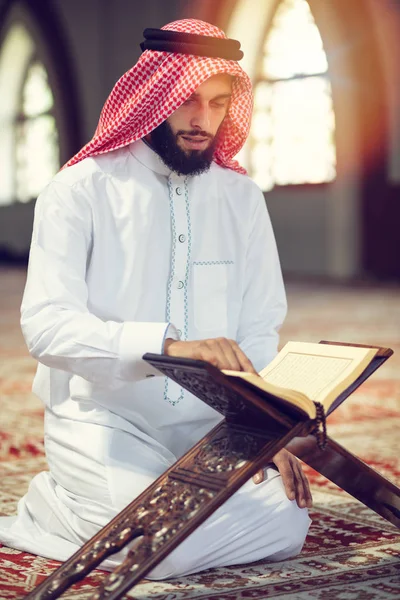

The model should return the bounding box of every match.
[203,340,234,370]
[295,461,313,508]
[231,342,258,374]
[291,460,312,508]
[293,468,306,508]
[276,458,296,501]
[218,338,243,371]
[252,469,264,484]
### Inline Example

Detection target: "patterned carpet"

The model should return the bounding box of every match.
[0,267,399,599]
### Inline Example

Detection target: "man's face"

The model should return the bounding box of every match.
[149,74,232,176]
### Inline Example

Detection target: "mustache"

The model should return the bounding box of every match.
[177,130,213,139]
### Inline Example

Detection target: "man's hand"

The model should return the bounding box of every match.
[253,449,313,509]
[164,337,258,374]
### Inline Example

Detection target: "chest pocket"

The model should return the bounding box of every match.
[193,262,231,333]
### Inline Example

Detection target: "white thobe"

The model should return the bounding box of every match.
[0,140,310,579]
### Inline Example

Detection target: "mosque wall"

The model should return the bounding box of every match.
[184,0,400,281]
[0,0,399,279]
[53,0,182,146]
[0,0,182,260]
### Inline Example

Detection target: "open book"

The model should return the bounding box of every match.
[222,341,382,419]
[143,340,392,451]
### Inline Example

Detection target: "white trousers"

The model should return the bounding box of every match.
[0,416,311,580]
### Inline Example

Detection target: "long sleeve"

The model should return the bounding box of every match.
[236,189,287,372]
[21,179,175,386]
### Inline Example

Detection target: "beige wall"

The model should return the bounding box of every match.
[367,0,400,183]
[0,0,399,279]
[0,0,181,256]
[224,0,365,278]
[184,0,399,280]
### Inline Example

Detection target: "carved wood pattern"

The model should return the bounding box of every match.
[87,422,283,600]
[191,423,271,473]
[161,366,247,417]
[146,356,301,430]
[89,479,218,600]
[26,415,306,600]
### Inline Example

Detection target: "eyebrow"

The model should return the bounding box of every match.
[189,92,232,101]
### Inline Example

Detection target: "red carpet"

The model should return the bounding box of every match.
[0,268,399,599]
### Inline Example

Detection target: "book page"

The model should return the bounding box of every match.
[221,369,317,417]
[259,342,377,408]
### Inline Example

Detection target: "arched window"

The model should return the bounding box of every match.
[249,0,336,191]
[0,2,80,210]
[16,58,60,203]
[0,22,60,205]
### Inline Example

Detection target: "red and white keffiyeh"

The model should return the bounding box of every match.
[64,19,253,174]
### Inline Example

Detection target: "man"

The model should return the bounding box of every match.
[0,19,312,579]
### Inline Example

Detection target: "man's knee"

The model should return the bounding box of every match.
[270,498,311,560]
[146,499,311,580]
[146,556,182,580]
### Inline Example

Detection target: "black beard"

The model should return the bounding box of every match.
[149,120,218,176]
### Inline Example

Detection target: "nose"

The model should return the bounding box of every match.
[190,103,211,131]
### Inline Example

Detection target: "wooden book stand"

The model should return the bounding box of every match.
[25,347,400,600]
